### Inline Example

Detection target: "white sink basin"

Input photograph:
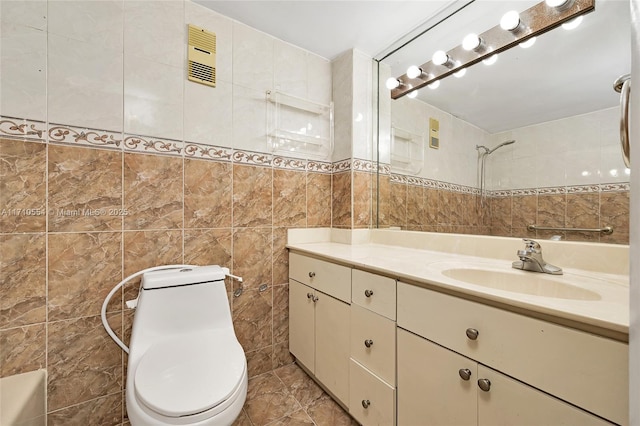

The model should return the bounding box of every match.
[441,268,602,301]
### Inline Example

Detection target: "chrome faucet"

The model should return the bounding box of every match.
[512,239,563,275]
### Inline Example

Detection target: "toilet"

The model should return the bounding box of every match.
[125,266,247,426]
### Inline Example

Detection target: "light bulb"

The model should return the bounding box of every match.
[386,77,400,90]
[406,65,422,79]
[407,90,418,99]
[454,67,466,78]
[483,54,498,65]
[500,11,521,31]
[545,0,573,8]
[462,33,481,51]
[562,16,583,30]
[432,50,449,66]
[519,37,536,48]
[428,80,440,90]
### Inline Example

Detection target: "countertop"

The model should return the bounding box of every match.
[287,241,629,341]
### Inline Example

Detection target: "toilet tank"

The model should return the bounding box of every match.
[131,266,232,339]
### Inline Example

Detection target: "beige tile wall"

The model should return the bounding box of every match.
[0,136,333,424]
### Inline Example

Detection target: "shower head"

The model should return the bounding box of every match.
[487,139,515,154]
[475,144,490,154]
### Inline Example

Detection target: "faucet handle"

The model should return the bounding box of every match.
[522,238,541,250]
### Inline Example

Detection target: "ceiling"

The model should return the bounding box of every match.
[195,0,631,133]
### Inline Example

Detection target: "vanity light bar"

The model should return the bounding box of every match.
[391,0,595,99]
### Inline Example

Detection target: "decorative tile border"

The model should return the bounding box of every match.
[184,142,232,162]
[307,160,333,174]
[332,159,352,173]
[352,158,376,173]
[273,156,306,171]
[123,134,183,156]
[232,150,272,167]
[601,182,630,192]
[49,123,122,150]
[0,116,46,141]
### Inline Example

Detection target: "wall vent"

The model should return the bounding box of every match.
[187,24,216,87]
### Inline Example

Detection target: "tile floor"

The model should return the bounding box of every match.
[232,362,358,426]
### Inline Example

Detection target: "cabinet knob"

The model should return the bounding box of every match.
[465,328,479,340]
[308,272,316,278]
[307,292,313,299]
[458,368,472,381]
[364,289,374,297]
[477,379,491,392]
[361,399,371,409]
[312,295,319,303]
[364,339,374,348]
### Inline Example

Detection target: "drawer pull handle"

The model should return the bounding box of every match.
[458,368,472,381]
[364,339,374,348]
[307,292,313,299]
[465,328,479,340]
[364,289,374,297]
[478,379,491,392]
[308,272,316,278]
[362,399,371,409]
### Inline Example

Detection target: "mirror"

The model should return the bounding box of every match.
[375,0,631,244]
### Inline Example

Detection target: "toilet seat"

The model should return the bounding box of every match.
[134,330,245,418]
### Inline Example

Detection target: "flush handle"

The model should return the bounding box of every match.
[364,339,374,348]
[362,399,371,409]
[465,328,479,340]
[458,368,472,381]
[364,289,374,297]
[478,379,491,392]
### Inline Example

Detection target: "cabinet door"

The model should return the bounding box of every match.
[477,365,610,426]
[289,279,315,372]
[397,329,476,426]
[315,291,350,406]
[350,359,396,426]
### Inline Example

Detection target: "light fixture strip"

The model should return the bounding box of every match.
[391,0,594,99]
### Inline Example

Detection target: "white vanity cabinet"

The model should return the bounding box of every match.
[349,270,397,426]
[288,253,351,406]
[397,282,628,425]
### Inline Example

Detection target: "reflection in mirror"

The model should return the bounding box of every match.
[375,0,630,245]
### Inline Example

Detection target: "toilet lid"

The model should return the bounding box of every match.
[134,330,246,418]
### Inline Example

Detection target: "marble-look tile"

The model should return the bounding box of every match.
[233,228,272,290]
[47,392,123,426]
[307,173,331,227]
[48,316,122,411]
[0,138,46,233]
[0,233,46,328]
[233,86,269,153]
[123,230,183,277]
[450,193,465,226]
[537,194,566,227]
[353,172,372,228]
[247,346,274,379]
[48,232,122,321]
[232,287,273,353]
[406,184,424,227]
[184,79,233,146]
[245,372,301,426]
[0,323,46,377]
[424,188,439,226]
[332,172,352,228]
[233,22,274,92]
[273,284,288,345]
[490,197,512,229]
[184,228,232,267]
[375,174,391,227]
[48,144,122,232]
[272,227,289,286]
[233,164,273,228]
[1,0,47,30]
[600,191,629,234]
[512,195,537,229]
[437,190,452,226]
[274,363,324,410]
[566,193,600,242]
[268,409,315,426]
[306,393,356,426]
[273,169,306,227]
[184,159,232,229]
[123,153,183,230]
[272,341,294,370]
[232,409,253,426]
[389,181,407,228]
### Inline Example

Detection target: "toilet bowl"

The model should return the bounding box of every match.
[125,266,247,426]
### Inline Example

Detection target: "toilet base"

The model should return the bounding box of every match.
[126,370,247,426]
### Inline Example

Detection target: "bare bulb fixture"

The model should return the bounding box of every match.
[500,10,521,31]
[432,50,454,67]
[454,67,466,78]
[519,37,536,48]
[462,33,484,52]
[406,65,424,79]
[407,90,418,99]
[428,80,440,90]
[385,77,400,90]
[483,54,498,65]
[562,15,583,30]
[545,0,574,10]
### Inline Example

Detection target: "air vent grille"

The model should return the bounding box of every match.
[187,24,216,87]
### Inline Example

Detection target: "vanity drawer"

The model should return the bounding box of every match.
[352,269,396,320]
[350,304,395,385]
[289,252,351,303]
[397,282,628,425]
[349,359,396,426]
